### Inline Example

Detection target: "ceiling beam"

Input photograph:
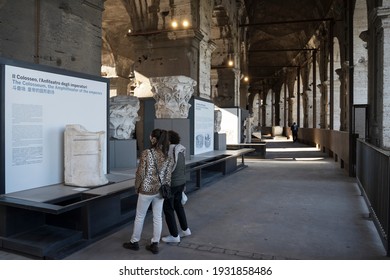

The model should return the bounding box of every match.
[239,18,334,27]
[248,65,300,68]
[248,48,317,52]
[211,66,235,69]
[249,76,280,79]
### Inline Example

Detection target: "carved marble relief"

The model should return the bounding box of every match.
[64,124,108,187]
[150,75,197,118]
[109,95,140,139]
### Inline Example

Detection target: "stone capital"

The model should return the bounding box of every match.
[371,7,390,29]
[150,75,197,118]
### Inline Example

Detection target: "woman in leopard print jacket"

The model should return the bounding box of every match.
[123,128,172,254]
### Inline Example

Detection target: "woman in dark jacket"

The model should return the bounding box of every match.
[161,130,191,243]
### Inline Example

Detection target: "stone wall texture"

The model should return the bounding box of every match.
[0,0,103,76]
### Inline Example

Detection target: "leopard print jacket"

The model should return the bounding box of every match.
[135,148,172,195]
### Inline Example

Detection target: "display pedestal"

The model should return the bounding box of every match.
[154,119,190,159]
[109,139,137,169]
[272,126,283,137]
[214,133,226,150]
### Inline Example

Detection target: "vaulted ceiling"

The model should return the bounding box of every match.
[102,0,337,91]
[242,0,335,89]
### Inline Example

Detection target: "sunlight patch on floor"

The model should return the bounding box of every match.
[294,157,325,161]
[272,157,325,161]
[267,147,320,152]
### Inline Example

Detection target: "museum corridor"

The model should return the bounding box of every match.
[0,139,386,260]
[1,0,390,264]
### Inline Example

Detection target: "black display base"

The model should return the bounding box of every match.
[2,225,82,258]
[0,175,137,259]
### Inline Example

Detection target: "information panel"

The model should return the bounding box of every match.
[193,99,214,155]
[2,63,108,194]
[220,107,241,144]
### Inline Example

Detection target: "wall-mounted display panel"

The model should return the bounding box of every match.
[1,59,109,194]
[219,107,241,144]
[193,98,214,155]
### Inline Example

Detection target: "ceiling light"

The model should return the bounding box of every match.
[171,20,178,28]
[182,19,189,28]
[227,53,234,67]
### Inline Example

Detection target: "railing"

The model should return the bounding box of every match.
[299,128,350,171]
[356,139,390,256]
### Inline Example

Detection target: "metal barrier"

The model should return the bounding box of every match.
[356,139,390,256]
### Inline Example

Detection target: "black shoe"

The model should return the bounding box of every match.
[123,241,139,251]
[146,242,159,254]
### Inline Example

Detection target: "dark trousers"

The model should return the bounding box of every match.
[292,132,298,142]
[163,183,188,237]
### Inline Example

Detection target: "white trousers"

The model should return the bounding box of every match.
[131,193,164,243]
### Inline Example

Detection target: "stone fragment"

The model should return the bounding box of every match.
[109,95,140,139]
[64,124,108,187]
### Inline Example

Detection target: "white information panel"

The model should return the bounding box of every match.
[193,99,214,155]
[220,107,241,144]
[3,65,108,194]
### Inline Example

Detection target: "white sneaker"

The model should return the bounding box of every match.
[180,228,191,237]
[161,235,180,243]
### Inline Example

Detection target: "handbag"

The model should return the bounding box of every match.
[181,192,188,205]
[151,150,171,199]
[160,182,171,199]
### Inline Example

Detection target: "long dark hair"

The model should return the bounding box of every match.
[168,130,181,144]
[150,128,169,156]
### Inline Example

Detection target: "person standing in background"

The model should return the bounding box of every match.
[291,122,298,143]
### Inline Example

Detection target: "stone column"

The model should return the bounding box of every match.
[370,8,390,148]
[261,102,267,127]
[332,77,341,131]
[288,97,296,126]
[319,81,330,129]
[213,68,236,108]
[265,91,272,127]
[199,40,217,100]
[302,89,310,128]
[149,75,196,118]
[233,68,241,107]
[239,81,249,111]
[129,30,202,90]
[336,64,349,132]
[316,83,322,128]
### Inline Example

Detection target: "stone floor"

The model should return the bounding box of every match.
[0,139,388,260]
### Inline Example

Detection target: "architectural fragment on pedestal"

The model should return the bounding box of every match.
[64,124,108,187]
[109,95,140,139]
[150,75,197,118]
